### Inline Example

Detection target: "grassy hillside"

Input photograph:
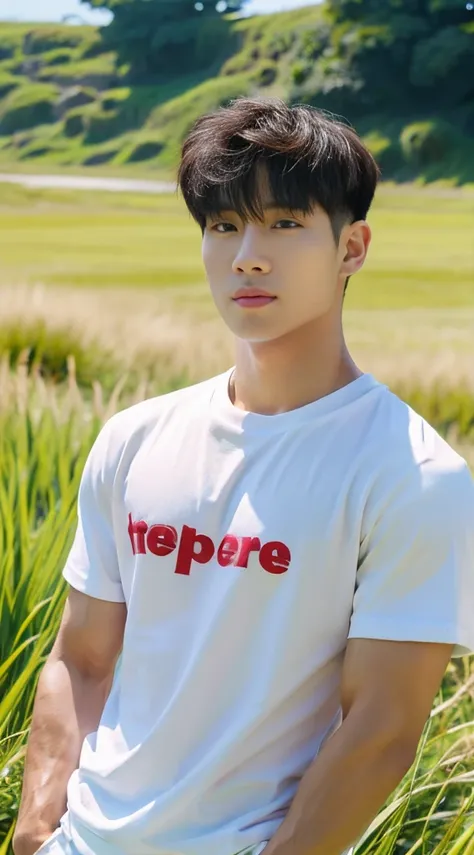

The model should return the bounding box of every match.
[0,8,473,184]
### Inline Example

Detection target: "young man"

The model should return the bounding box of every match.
[14,97,474,855]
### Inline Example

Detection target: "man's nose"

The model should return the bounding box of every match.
[232,230,272,275]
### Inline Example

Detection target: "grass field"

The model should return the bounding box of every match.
[0,181,473,402]
[1,182,473,306]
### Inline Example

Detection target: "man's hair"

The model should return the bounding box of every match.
[177,96,381,297]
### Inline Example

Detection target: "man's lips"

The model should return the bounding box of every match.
[232,295,277,308]
[231,286,277,308]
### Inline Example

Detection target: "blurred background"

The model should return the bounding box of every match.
[0,1,474,852]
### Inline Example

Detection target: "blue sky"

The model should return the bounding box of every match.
[0,0,320,26]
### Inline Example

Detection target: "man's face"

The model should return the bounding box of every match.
[202,175,370,344]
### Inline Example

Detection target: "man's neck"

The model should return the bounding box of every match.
[231,327,362,417]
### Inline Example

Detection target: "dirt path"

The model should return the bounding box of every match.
[0,172,473,197]
[0,173,177,194]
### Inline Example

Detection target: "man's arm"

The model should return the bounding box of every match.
[263,638,453,855]
[13,587,127,855]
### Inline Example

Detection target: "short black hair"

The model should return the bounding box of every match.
[177,96,381,297]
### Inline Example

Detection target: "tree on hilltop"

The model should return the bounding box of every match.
[80,0,249,78]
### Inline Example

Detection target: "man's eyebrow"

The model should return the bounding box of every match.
[212,203,298,214]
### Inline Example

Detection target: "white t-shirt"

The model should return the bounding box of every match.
[60,367,474,855]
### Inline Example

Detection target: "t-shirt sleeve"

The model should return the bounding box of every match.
[348,456,474,658]
[62,416,126,603]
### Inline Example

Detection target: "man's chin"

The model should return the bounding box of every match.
[227,323,291,345]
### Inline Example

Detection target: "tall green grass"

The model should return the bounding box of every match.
[0,354,147,850]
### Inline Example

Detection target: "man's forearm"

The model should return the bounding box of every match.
[264,712,416,855]
[14,656,112,850]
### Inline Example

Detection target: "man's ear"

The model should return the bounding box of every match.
[339,221,372,277]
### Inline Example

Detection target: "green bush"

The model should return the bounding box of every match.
[8,129,34,149]
[0,320,120,391]
[125,139,164,162]
[376,141,404,176]
[298,25,329,61]
[19,143,52,159]
[55,85,97,120]
[40,47,75,66]
[0,72,20,98]
[0,57,25,75]
[84,109,123,144]
[12,122,67,158]
[362,130,404,176]
[64,109,86,138]
[400,120,462,168]
[101,87,131,111]
[291,61,311,85]
[63,101,103,139]
[253,60,278,87]
[0,44,16,61]
[264,31,296,61]
[0,83,58,134]
[221,47,255,77]
[23,26,94,55]
[79,33,108,60]
[38,55,118,91]
[0,24,28,59]
[83,149,119,165]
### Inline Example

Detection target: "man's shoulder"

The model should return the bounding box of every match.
[364,385,473,512]
[380,387,468,471]
[90,372,221,463]
[116,373,217,425]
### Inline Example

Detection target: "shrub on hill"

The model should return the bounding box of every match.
[64,108,87,138]
[369,138,404,176]
[9,129,35,149]
[101,87,131,111]
[38,54,119,91]
[400,120,464,168]
[125,138,164,162]
[84,108,124,144]
[147,72,259,141]
[23,26,95,55]
[0,25,28,59]
[253,60,278,87]
[0,57,26,75]
[19,143,54,159]
[80,33,107,60]
[0,73,20,99]
[63,101,105,138]
[40,47,76,66]
[0,83,58,134]
[55,85,97,119]
[82,148,119,165]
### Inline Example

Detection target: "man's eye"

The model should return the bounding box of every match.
[212,223,236,233]
[212,220,300,233]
